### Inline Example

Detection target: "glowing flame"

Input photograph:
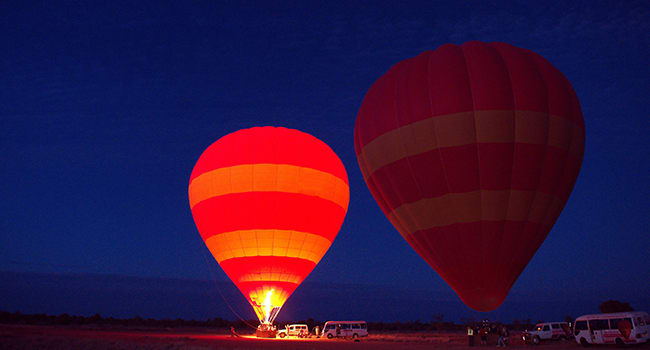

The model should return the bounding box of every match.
[250,288,283,325]
[262,289,273,323]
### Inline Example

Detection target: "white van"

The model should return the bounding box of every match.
[322,321,368,339]
[277,324,309,338]
[573,311,650,346]
[522,321,571,344]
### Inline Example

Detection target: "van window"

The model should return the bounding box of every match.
[352,324,360,329]
[601,319,611,330]
[542,325,550,331]
[575,321,588,331]
[589,319,608,330]
[325,324,335,330]
[341,324,351,329]
[361,323,367,329]
[610,318,634,329]
[551,324,559,329]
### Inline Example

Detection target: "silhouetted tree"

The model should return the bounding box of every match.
[89,313,103,324]
[599,300,634,313]
[57,313,72,325]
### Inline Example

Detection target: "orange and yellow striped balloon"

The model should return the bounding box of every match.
[189,127,349,324]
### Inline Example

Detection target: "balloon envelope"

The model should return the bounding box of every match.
[189,127,349,323]
[354,41,585,311]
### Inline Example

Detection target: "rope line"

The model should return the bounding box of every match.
[199,247,257,330]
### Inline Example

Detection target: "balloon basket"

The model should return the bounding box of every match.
[256,328,277,338]
[256,323,277,338]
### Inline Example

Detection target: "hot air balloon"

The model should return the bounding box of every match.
[189,126,349,328]
[354,41,585,312]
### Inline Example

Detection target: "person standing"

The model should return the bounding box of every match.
[467,326,475,346]
[479,326,488,345]
[497,326,505,347]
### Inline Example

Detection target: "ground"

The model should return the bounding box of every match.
[2,324,649,349]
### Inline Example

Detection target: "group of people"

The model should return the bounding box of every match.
[467,324,510,347]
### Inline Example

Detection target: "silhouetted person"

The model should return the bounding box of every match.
[467,326,475,346]
[479,326,488,345]
[230,326,239,337]
[497,325,509,347]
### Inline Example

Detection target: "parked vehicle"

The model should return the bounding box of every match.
[322,321,368,339]
[277,324,309,338]
[573,311,650,347]
[522,322,571,344]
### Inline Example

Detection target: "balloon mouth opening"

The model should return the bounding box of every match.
[458,289,507,312]
[252,289,282,325]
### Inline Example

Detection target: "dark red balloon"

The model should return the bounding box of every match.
[354,41,585,311]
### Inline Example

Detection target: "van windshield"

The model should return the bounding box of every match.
[575,321,588,331]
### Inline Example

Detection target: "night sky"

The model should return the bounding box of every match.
[1,1,648,323]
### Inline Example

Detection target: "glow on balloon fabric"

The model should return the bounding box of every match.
[354,41,585,312]
[189,127,349,324]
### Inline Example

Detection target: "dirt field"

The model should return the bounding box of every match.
[2,324,649,349]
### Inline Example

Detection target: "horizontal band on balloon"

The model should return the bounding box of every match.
[205,229,331,265]
[354,42,584,148]
[387,189,565,235]
[191,192,346,241]
[219,256,315,285]
[357,110,584,176]
[189,127,348,185]
[189,163,349,211]
[405,220,548,282]
[364,143,582,212]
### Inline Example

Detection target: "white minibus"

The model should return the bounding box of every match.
[322,320,368,339]
[573,311,650,346]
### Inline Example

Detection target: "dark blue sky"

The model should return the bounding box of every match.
[1,1,648,322]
